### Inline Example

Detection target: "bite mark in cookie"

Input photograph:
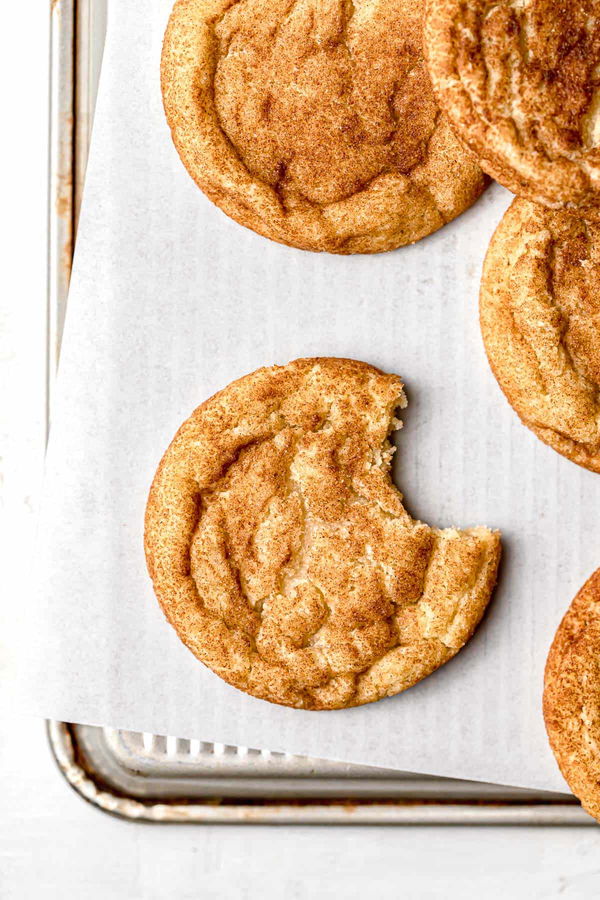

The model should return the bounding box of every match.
[145,357,501,709]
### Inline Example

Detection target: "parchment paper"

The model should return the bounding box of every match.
[15,0,600,791]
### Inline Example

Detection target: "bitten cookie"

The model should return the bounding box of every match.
[161,0,487,254]
[544,569,600,822]
[480,198,600,472]
[425,0,600,218]
[145,357,501,709]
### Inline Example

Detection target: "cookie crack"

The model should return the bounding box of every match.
[544,232,600,418]
[208,0,440,218]
[453,0,600,171]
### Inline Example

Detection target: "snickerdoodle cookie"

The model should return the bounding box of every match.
[425,0,600,218]
[145,358,501,709]
[544,569,600,822]
[480,198,600,472]
[161,0,487,254]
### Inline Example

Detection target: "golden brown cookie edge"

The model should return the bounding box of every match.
[479,198,600,474]
[543,568,600,822]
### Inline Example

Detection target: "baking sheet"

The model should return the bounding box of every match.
[13,0,600,793]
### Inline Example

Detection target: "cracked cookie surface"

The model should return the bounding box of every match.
[425,0,600,218]
[480,198,600,472]
[424,0,600,220]
[161,0,487,253]
[145,357,501,709]
[544,569,600,822]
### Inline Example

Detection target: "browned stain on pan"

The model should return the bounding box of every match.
[55,162,74,283]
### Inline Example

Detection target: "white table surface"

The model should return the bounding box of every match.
[3,715,600,899]
[2,6,600,898]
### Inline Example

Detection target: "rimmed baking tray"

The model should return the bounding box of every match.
[48,721,588,825]
[47,0,590,825]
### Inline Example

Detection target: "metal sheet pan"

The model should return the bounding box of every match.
[47,0,590,825]
[49,722,588,825]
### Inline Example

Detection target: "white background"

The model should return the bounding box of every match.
[2,3,600,898]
